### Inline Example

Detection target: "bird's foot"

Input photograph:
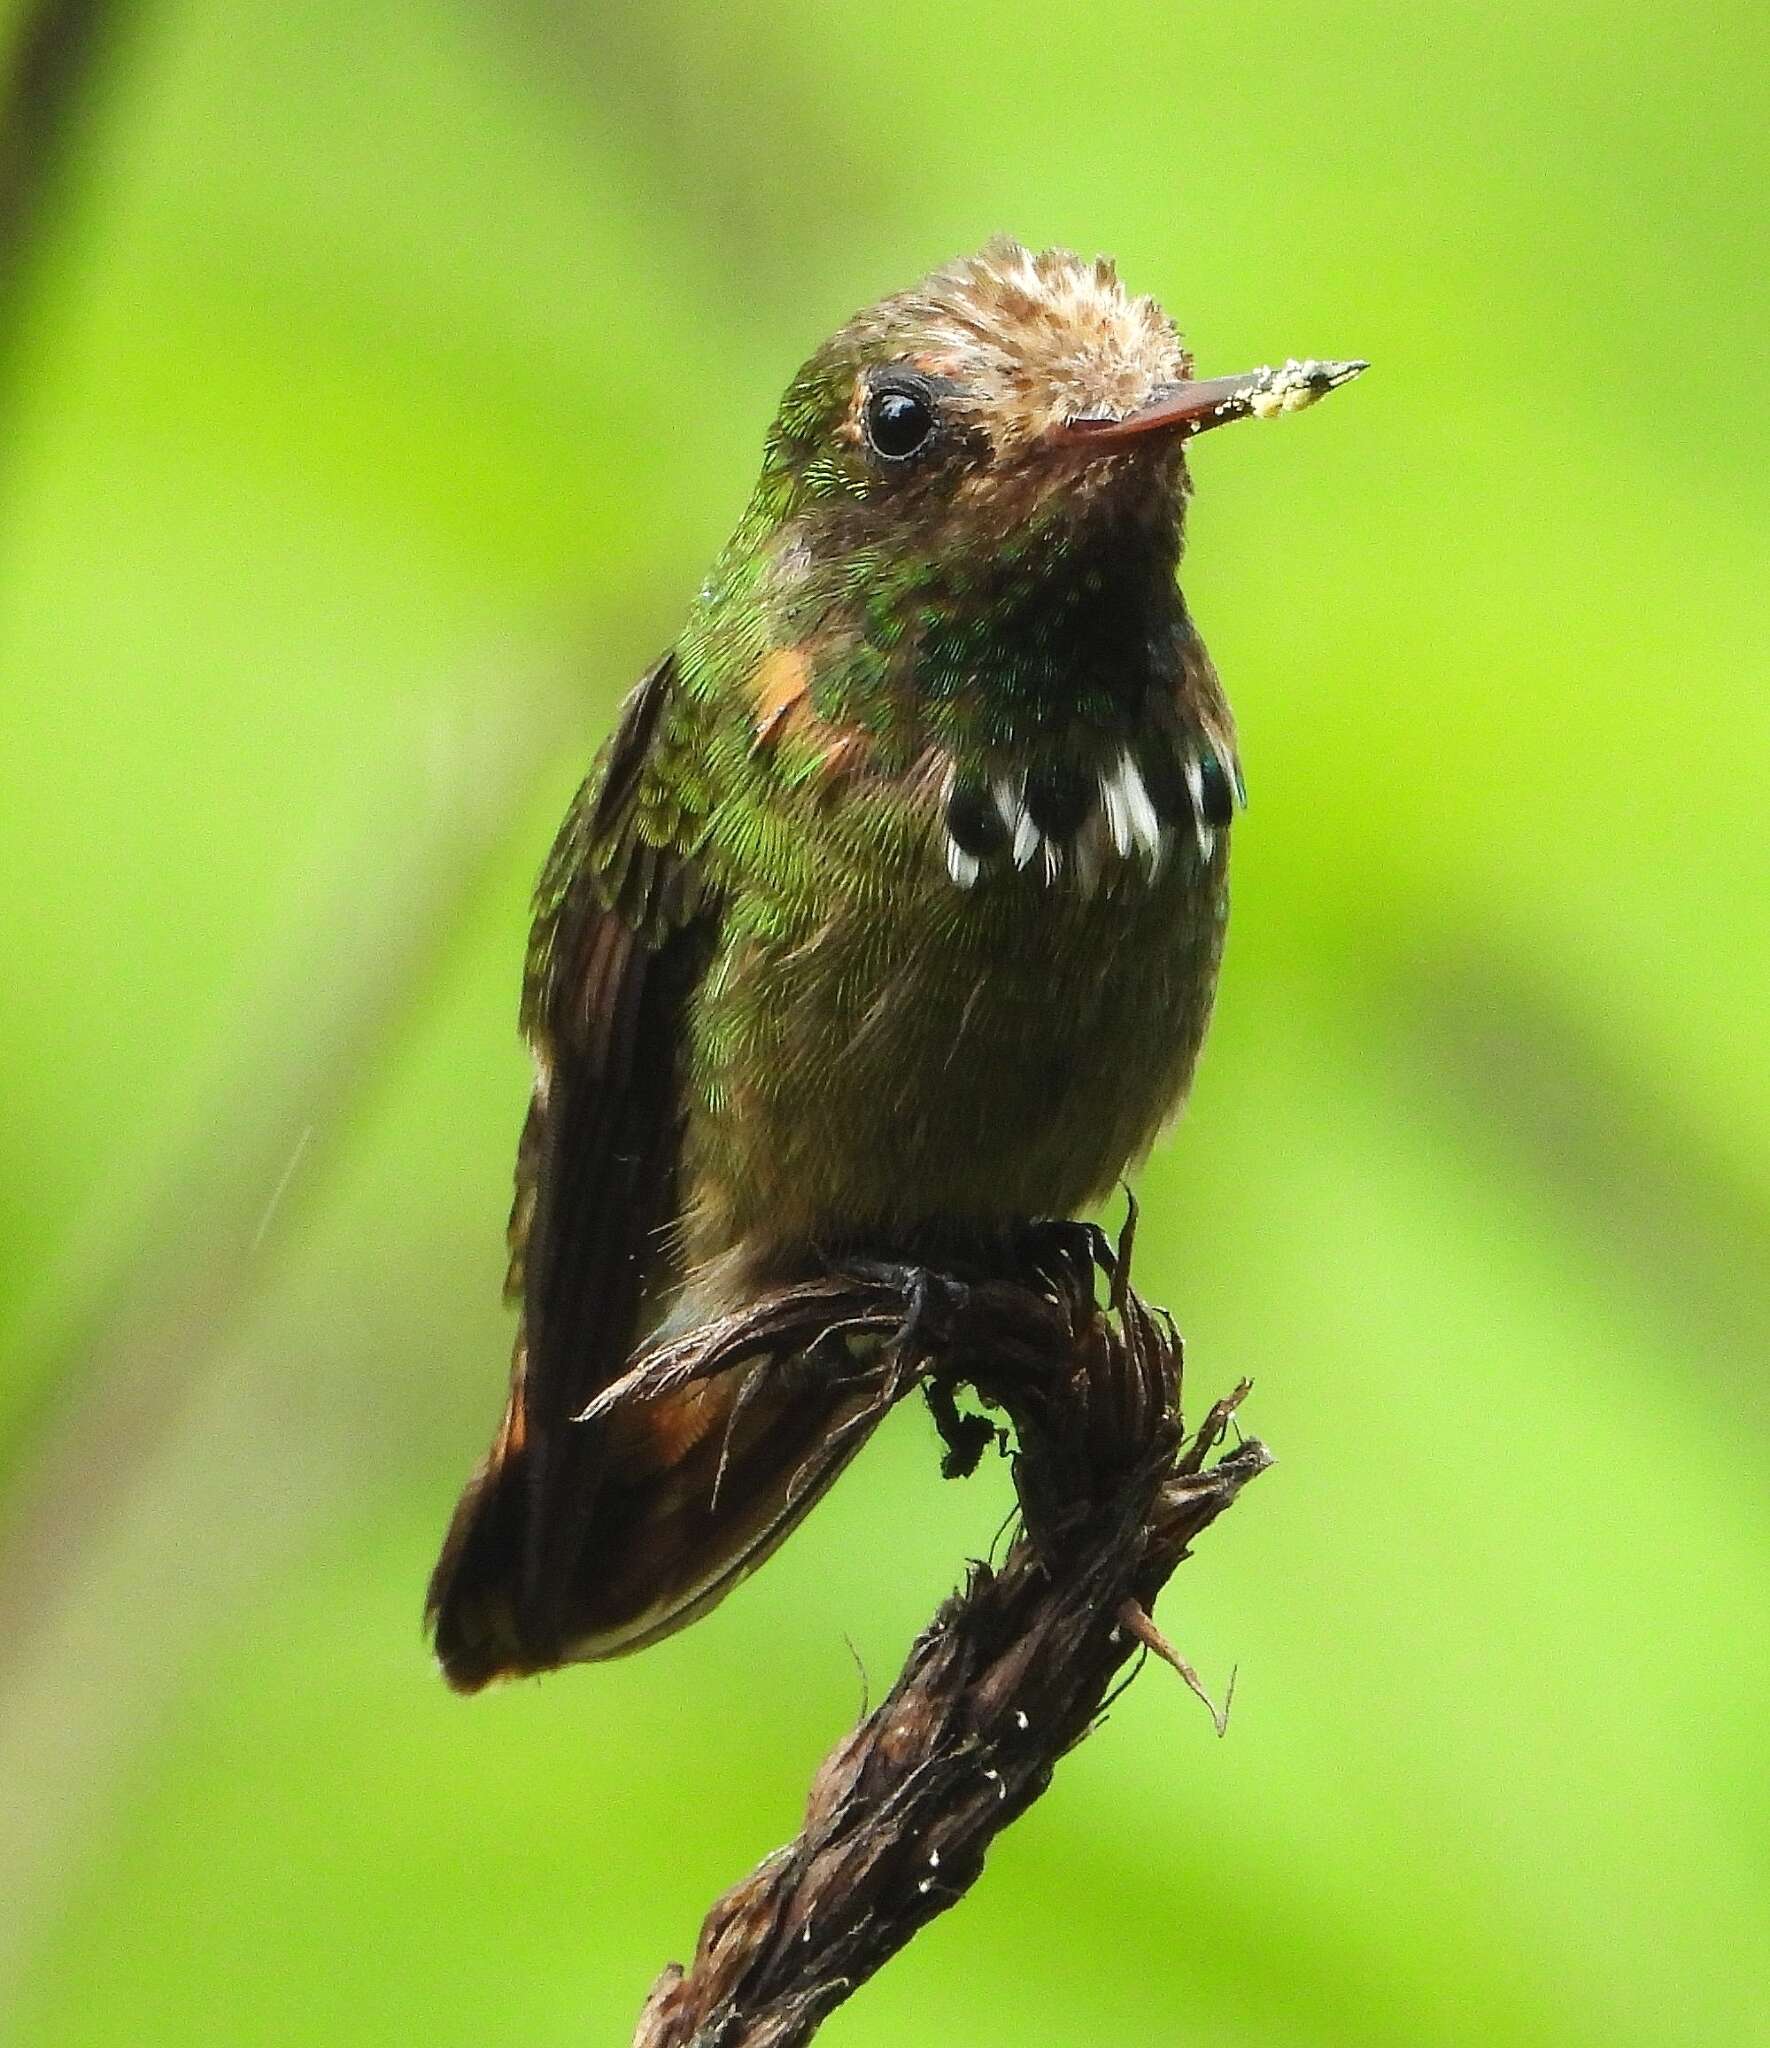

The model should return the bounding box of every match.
[857,1260,1006,1479]
[1013,1216,1116,1294]
[838,1257,973,1351]
[829,1259,990,1443]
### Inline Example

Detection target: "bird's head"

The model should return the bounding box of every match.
[692,240,1363,771]
[751,237,1364,559]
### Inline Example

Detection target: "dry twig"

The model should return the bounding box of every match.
[626,1219,1271,2047]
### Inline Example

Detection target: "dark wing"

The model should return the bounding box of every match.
[427,652,717,1688]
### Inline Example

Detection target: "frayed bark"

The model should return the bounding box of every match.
[628,1218,1270,2048]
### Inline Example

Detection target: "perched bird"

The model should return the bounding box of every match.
[428,239,1363,1690]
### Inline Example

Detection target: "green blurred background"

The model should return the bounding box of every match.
[1,2,1765,2042]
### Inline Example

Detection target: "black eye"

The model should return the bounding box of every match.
[865,380,936,461]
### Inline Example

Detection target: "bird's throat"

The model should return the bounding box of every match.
[798,491,1188,770]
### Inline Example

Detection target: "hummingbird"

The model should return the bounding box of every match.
[428,239,1363,1690]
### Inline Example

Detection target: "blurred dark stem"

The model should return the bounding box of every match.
[624,1223,1269,2048]
[0,0,129,378]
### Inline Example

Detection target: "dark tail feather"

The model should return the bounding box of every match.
[426,1439,542,1692]
[427,1360,885,1691]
